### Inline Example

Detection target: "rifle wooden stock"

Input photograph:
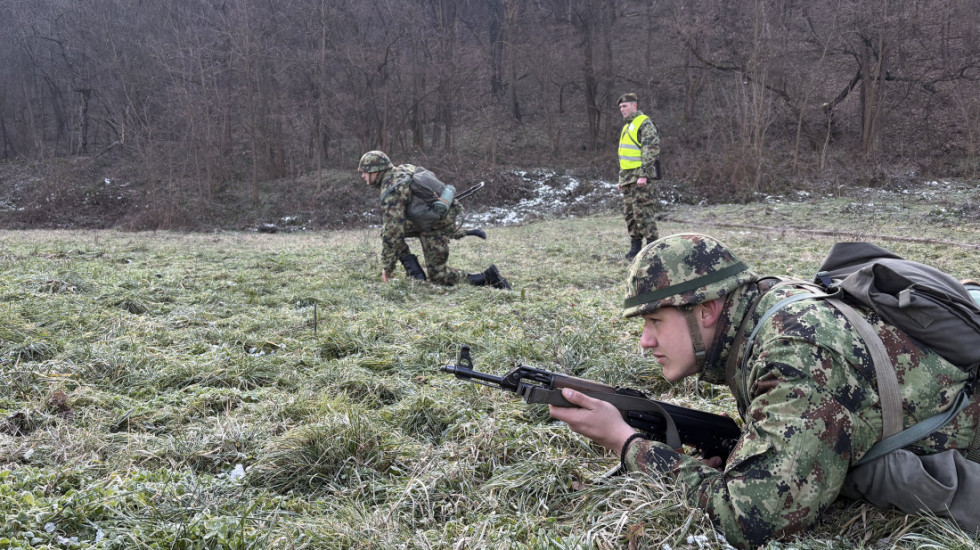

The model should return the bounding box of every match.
[442,345,741,461]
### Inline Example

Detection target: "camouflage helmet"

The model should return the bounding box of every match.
[358,150,392,173]
[623,233,757,319]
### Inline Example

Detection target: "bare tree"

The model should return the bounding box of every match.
[2,0,978,226]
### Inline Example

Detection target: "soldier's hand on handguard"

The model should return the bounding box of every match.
[549,388,636,453]
[636,177,648,187]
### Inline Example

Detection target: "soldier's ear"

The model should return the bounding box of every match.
[698,299,725,328]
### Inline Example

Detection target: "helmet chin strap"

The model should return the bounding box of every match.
[683,307,707,372]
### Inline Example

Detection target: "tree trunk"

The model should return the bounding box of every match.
[438,0,457,153]
[859,35,887,159]
[582,20,600,152]
[489,0,505,97]
[74,88,91,155]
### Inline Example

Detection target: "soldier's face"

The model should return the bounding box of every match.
[640,307,701,382]
[361,171,376,186]
[619,101,637,118]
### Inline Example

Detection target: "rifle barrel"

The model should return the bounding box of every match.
[441,363,507,387]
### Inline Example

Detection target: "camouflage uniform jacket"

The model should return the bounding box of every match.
[373,164,462,275]
[623,282,980,548]
[619,111,661,184]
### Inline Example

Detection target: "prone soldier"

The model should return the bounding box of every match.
[551,234,980,548]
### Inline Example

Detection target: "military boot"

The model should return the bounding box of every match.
[399,254,427,281]
[466,264,511,290]
[625,238,643,260]
[465,228,487,239]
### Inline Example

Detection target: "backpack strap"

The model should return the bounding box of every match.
[824,295,904,440]
[854,388,973,466]
[744,285,979,467]
[967,413,980,463]
[379,179,409,203]
[379,164,421,203]
[827,295,977,466]
[741,285,904,442]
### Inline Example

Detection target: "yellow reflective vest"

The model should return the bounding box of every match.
[618,114,650,170]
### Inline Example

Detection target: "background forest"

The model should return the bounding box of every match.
[0,0,978,230]
[2,2,980,547]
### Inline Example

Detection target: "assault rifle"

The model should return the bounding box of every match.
[441,345,741,462]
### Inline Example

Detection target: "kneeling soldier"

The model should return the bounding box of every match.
[358,150,510,289]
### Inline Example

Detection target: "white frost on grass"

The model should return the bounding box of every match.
[661,533,737,550]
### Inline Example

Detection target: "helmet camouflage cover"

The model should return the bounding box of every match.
[623,233,758,318]
[358,150,392,173]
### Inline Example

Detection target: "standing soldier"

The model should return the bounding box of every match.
[357,150,510,289]
[617,93,661,260]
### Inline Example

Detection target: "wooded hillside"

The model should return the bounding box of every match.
[1,0,977,228]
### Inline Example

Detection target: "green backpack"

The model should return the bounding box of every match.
[380,165,456,232]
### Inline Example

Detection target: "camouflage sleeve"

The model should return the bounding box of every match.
[638,118,660,179]
[624,338,857,549]
[379,174,414,275]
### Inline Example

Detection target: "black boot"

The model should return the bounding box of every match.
[625,238,643,260]
[399,254,426,281]
[465,228,487,239]
[466,264,511,290]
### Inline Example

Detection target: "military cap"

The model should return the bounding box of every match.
[618,93,638,105]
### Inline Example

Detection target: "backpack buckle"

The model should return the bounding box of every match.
[815,270,834,289]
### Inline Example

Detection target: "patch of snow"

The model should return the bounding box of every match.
[465,170,620,226]
[228,463,246,480]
